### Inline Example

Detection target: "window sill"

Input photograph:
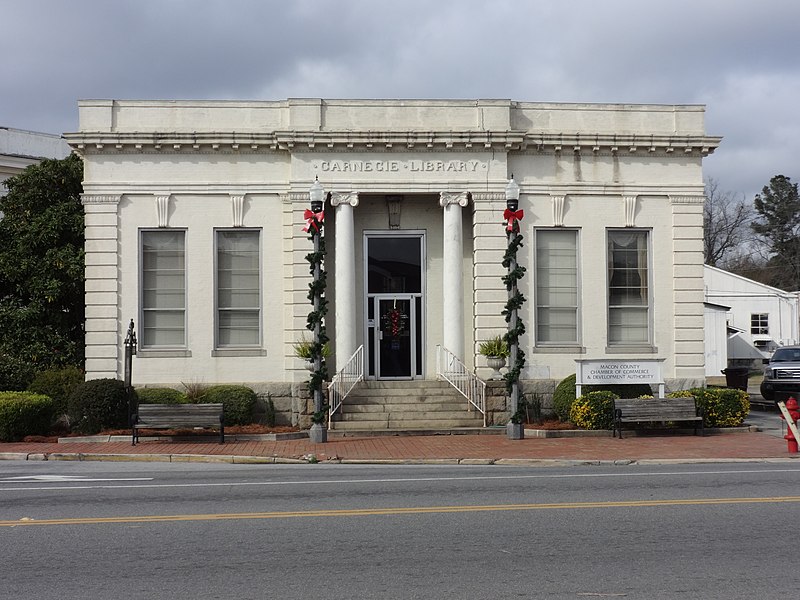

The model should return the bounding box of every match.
[212,348,267,357]
[533,346,586,354]
[136,349,192,358]
[605,345,658,354]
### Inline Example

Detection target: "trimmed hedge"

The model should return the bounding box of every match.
[136,387,187,405]
[199,385,256,426]
[68,378,134,434]
[27,366,84,419]
[569,390,618,430]
[0,392,54,441]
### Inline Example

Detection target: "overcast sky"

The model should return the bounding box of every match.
[2,0,798,201]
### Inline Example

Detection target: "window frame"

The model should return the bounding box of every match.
[751,313,769,336]
[214,228,263,350]
[606,228,653,347]
[534,228,581,347]
[138,228,187,350]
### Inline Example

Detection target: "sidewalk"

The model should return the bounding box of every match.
[0,417,795,466]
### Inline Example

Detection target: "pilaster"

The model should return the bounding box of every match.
[81,194,121,379]
[671,194,706,380]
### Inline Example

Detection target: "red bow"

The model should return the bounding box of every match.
[302,209,324,232]
[503,208,524,231]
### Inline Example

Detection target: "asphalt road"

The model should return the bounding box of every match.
[1,461,798,599]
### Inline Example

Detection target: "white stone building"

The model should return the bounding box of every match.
[65,98,720,425]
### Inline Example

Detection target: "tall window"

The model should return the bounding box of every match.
[608,230,650,345]
[536,230,579,344]
[216,230,260,347]
[751,313,769,335]
[141,230,186,347]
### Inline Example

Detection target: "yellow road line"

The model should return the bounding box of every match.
[4,496,800,527]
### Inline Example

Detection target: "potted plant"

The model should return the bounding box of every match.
[293,338,331,370]
[478,335,509,379]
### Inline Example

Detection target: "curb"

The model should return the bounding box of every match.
[2,451,797,466]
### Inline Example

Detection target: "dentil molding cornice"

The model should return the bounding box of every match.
[65,131,722,157]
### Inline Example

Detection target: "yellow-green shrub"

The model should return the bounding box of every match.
[667,387,749,427]
[569,390,618,430]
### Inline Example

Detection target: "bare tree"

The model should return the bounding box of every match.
[703,177,752,267]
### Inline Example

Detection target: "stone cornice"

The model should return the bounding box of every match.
[81,194,120,205]
[65,131,722,156]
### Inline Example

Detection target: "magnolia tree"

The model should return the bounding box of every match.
[0,154,84,388]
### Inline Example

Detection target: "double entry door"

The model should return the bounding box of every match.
[365,233,424,380]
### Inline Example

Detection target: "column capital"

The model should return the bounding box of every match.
[439,191,471,208]
[330,191,359,207]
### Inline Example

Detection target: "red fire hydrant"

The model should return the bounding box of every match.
[780,397,800,453]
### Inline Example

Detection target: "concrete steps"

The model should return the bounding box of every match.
[330,380,485,431]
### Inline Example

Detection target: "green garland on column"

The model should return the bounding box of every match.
[304,214,328,423]
[501,214,526,397]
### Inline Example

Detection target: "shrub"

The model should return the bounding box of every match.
[27,366,84,419]
[669,387,749,427]
[182,381,208,403]
[552,373,654,422]
[200,385,256,426]
[553,373,577,421]
[0,353,36,392]
[68,378,133,434]
[569,390,618,430]
[136,387,187,405]
[0,392,54,441]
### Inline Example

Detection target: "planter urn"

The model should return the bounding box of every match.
[486,356,506,380]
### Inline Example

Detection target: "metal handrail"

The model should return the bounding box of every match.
[436,345,487,427]
[327,345,364,429]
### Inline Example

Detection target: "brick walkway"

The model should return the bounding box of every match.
[0,429,795,464]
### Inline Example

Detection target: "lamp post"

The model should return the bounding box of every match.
[305,177,328,443]
[503,176,525,439]
[123,319,138,425]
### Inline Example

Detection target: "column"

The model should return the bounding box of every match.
[439,191,471,360]
[330,191,359,371]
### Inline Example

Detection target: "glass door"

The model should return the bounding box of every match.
[364,232,425,380]
[376,295,414,379]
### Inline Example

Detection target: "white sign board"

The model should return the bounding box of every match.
[575,359,665,397]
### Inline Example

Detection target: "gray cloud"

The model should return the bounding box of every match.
[1,0,797,200]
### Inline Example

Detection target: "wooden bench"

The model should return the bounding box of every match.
[132,403,224,445]
[613,397,703,439]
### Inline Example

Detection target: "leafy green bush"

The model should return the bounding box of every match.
[552,373,653,422]
[136,387,187,405]
[553,373,577,421]
[200,385,256,425]
[27,366,84,419]
[668,387,749,427]
[68,378,133,434]
[0,352,37,392]
[0,392,54,441]
[569,390,618,430]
